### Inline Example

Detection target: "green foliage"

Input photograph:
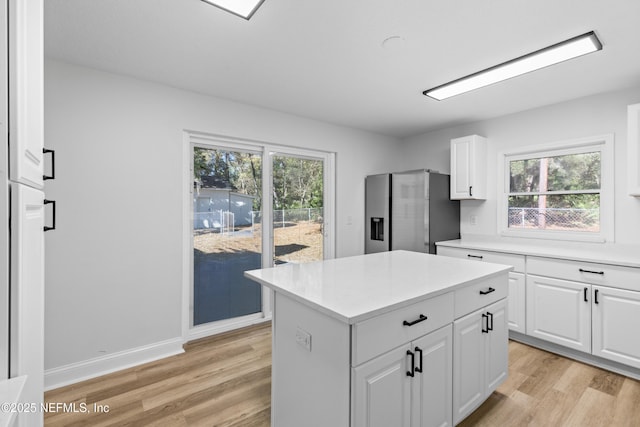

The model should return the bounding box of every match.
[194,148,323,211]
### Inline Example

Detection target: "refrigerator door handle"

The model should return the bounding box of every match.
[44,199,56,232]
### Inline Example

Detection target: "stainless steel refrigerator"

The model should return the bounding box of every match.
[365,170,460,254]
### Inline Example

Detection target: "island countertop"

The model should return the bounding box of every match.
[244,250,512,324]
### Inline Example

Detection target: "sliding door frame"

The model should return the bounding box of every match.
[182,131,335,342]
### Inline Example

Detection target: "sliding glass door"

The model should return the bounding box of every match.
[192,146,263,325]
[272,154,324,265]
[188,135,334,336]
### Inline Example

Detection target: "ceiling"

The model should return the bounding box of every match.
[44,0,640,138]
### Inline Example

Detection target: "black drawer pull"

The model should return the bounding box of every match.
[403,314,428,327]
[44,199,56,232]
[583,287,588,302]
[467,254,483,260]
[479,287,495,295]
[579,268,604,275]
[595,289,600,304]
[43,148,55,180]
[469,185,473,197]
[406,350,415,377]
[482,313,489,333]
[487,311,494,331]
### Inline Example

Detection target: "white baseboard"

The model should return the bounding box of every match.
[187,314,272,342]
[44,337,184,391]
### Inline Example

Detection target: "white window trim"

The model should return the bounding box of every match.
[497,134,614,243]
[181,130,336,342]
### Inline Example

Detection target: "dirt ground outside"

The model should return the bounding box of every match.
[194,221,323,264]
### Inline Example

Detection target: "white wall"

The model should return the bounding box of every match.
[400,86,640,245]
[43,60,401,379]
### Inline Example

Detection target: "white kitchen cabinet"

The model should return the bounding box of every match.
[526,275,591,353]
[352,325,453,427]
[592,286,640,369]
[8,0,44,189]
[628,103,640,197]
[507,272,526,334]
[437,246,526,334]
[453,299,507,425]
[450,135,487,200]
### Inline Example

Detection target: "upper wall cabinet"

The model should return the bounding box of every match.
[8,0,44,189]
[628,104,640,197]
[450,135,487,200]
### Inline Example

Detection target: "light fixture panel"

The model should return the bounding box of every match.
[424,31,602,101]
[201,0,266,20]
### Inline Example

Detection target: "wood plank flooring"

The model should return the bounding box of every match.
[45,323,640,426]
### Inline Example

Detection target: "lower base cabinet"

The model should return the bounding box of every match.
[592,286,640,369]
[453,299,508,425]
[352,325,453,427]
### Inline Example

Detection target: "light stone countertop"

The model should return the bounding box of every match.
[436,236,640,268]
[244,250,512,324]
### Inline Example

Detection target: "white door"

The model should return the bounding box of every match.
[453,309,485,425]
[8,0,44,189]
[352,344,412,427]
[507,272,526,333]
[526,275,591,352]
[592,286,640,369]
[412,325,453,427]
[10,184,45,427]
[484,299,508,394]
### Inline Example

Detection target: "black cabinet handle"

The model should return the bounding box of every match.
[579,268,604,275]
[584,287,588,302]
[467,254,484,260]
[479,287,495,295]
[415,346,423,373]
[403,314,428,327]
[595,289,599,304]
[44,199,56,232]
[469,186,473,197]
[482,313,489,333]
[406,350,415,377]
[43,148,55,181]
[487,312,494,331]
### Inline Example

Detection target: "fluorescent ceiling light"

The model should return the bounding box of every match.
[201,0,266,19]
[423,31,603,101]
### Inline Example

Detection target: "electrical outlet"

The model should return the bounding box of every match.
[295,327,312,351]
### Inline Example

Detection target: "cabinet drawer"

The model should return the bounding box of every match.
[454,275,508,319]
[352,292,454,366]
[528,257,640,292]
[438,246,525,273]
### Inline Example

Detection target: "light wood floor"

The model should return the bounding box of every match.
[45,322,640,426]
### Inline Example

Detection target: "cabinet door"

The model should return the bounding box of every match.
[450,135,486,200]
[484,299,508,394]
[507,272,526,333]
[453,310,485,425]
[411,325,453,427]
[352,344,412,427]
[10,184,45,426]
[450,137,472,200]
[8,0,44,188]
[592,286,640,369]
[526,275,591,352]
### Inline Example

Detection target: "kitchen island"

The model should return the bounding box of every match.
[245,250,512,426]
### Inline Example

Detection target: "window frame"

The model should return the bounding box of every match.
[497,134,614,242]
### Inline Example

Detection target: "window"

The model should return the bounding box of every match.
[499,135,613,242]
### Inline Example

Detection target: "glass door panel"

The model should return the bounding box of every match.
[272,155,324,265]
[192,147,262,326]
